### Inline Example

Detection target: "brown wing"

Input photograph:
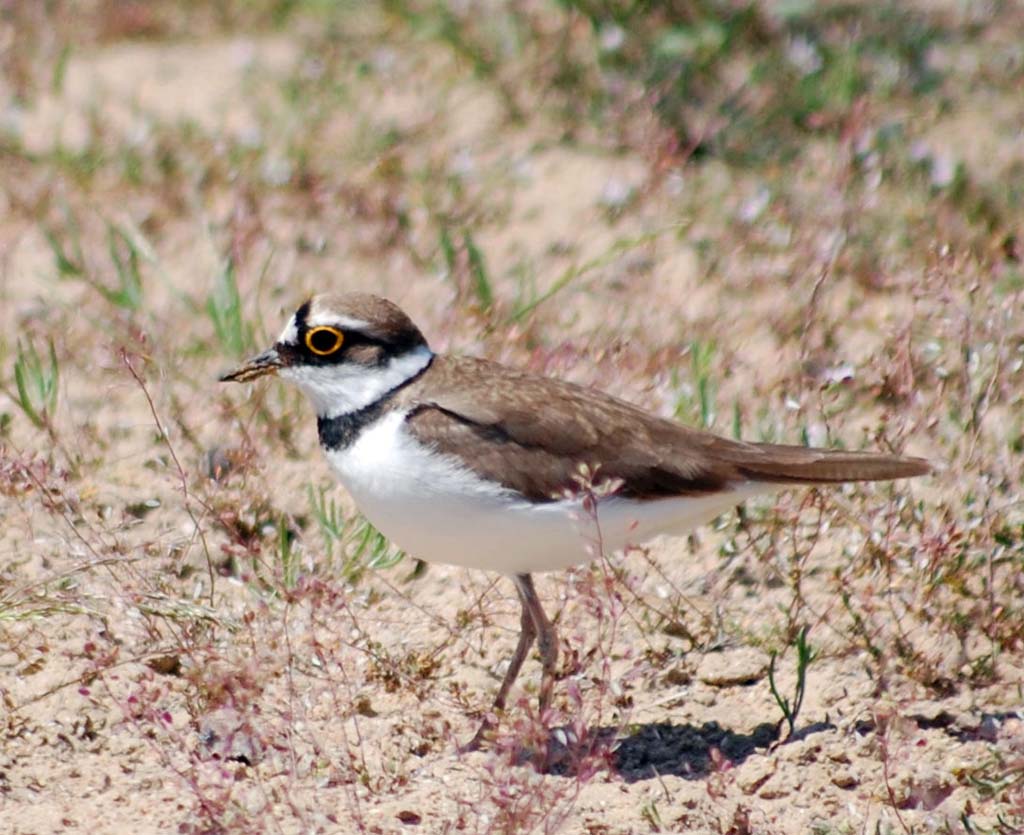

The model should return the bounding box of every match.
[400,356,930,503]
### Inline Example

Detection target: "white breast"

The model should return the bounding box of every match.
[324,410,773,575]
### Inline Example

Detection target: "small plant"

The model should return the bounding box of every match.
[439,227,494,312]
[344,517,404,580]
[767,625,817,738]
[306,483,404,582]
[307,483,345,556]
[639,798,664,832]
[509,230,662,322]
[44,224,84,278]
[673,340,718,429]
[100,222,145,311]
[206,258,253,358]
[13,338,60,430]
[464,231,493,312]
[690,340,717,429]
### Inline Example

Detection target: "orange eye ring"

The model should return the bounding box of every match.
[305,326,344,356]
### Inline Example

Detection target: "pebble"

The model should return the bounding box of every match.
[696,648,769,686]
[831,768,858,789]
[735,756,775,794]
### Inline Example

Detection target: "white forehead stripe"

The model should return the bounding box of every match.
[306,311,371,331]
[277,315,299,345]
[276,312,373,345]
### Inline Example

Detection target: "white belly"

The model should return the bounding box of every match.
[324,411,771,575]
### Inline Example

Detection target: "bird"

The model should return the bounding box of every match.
[220,292,930,748]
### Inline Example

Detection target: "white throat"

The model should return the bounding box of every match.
[281,345,433,417]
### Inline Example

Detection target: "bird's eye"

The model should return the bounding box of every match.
[305,326,344,356]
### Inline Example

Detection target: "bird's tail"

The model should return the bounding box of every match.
[733,444,931,485]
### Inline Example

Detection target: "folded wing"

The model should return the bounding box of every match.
[400,356,930,502]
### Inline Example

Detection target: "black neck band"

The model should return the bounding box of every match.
[316,354,433,451]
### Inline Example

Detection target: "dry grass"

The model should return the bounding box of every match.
[1,1,1022,833]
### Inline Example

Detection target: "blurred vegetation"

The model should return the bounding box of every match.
[5,1,1021,252]
[1,2,1022,830]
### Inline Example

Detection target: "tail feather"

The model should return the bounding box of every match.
[735,445,932,485]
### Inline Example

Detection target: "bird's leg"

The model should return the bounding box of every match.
[512,573,559,715]
[494,579,539,713]
[461,576,538,752]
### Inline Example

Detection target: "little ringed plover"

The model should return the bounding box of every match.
[221,292,930,747]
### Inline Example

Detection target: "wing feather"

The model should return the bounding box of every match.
[399,356,930,502]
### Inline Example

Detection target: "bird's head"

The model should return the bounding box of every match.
[220,292,432,417]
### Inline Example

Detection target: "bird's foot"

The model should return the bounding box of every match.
[458,716,496,754]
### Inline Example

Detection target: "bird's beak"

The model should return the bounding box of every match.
[219,347,283,383]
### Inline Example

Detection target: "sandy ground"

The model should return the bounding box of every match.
[2,7,1022,834]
